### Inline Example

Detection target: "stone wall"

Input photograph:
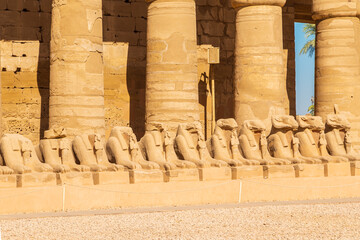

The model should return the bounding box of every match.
[0,0,51,144]
[0,0,300,143]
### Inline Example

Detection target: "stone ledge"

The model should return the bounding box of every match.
[232,166,263,179]
[199,167,232,181]
[92,171,130,185]
[56,172,93,186]
[129,170,164,184]
[294,164,324,178]
[16,173,57,188]
[324,163,351,177]
[1,176,360,214]
[263,165,295,179]
[164,169,200,182]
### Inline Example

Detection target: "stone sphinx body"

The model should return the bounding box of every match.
[295,115,348,163]
[73,134,124,172]
[175,121,228,168]
[267,115,322,164]
[325,113,360,161]
[239,120,291,165]
[39,128,90,173]
[0,134,53,174]
[139,123,196,170]
[211,118,259,166]
[107,127,160,170]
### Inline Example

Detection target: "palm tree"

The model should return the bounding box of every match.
[300,23,316,57]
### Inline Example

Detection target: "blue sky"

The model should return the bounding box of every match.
[294,22,315,115]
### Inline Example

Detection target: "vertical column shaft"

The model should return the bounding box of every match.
[232,0,288,128]
[50,0,105,137]
[145,0,199,134]
[313,0,360,145]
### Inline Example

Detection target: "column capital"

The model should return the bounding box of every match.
[231,0,286,9]
[312,0,360,20]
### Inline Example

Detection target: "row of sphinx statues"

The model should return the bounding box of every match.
[0,112,356,175]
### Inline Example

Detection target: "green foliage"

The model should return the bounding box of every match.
[308,96,315,116]
[308,105,315,116]
[300,24,316,57]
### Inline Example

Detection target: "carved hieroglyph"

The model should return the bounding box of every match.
[325,112,360,161]
[268,115,322,164]
[50,0,105,137]
[39,128,90,173]
[0,134,53,174]
[313,0,360,145]
[145,0,199,134]
[211,118,260,166]
[239,119,291,165]
[295,115,348,163]
[73,134,124,172]
[175,121,228,168]
[107,127,160,170]
[139,123,196,170]
[231,0,289,129]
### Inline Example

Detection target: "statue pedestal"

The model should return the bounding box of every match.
[232,166,263,179]
[199,167,232,181]
[0,175,17,188]
[56,172,93,186]
[16,173,57,188]
[351,162,360,176]
[294,164,325,178]
[129,170,164,184]
[263,165,295,179]
[164,169,199,182]
[324,162,351,177]
[92,171,129,185]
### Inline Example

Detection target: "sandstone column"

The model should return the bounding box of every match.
[231,0,289,129]
[49,0,105,137]
[145,0,199,134]
[313,1,360,119]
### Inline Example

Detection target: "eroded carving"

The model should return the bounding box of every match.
[268,115,322,164]
[175,122,228,168]
[140,123,196,170]
[73,134,124,172]
[239,120,291,165]
[295,115,348,163]
[107,127,160,170]
[0,134,53,174]
[211,118,260,166]
[325,111,360,161]
[40,128,90,173]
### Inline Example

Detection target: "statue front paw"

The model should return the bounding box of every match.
[10,164,31,174]
[53,164,71,173]
[35,163,53,172]
[210,159,228,168]
[72,165,91,172]
[89,164,107,172]
[0,166,14,175]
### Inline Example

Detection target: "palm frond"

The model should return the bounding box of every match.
[300,24,316,58]
[300,39,315,57]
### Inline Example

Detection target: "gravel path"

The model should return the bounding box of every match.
[1,202,360,240]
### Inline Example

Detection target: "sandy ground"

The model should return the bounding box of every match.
[0,202,360,240]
